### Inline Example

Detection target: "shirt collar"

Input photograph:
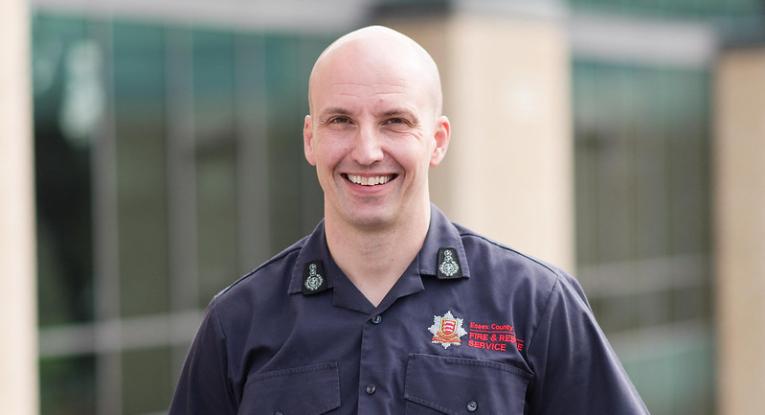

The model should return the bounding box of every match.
[417,204,471,279]
[288,203,470,296]
[288,221,334,295]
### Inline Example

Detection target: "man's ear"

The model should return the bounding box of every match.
[303,115,316,165]
[430,115,451,166]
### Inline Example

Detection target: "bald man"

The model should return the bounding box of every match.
[169,26,649,414]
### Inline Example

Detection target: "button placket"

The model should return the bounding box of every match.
[357,315,382,413]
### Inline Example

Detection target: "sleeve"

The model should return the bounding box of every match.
[168,304,238,414]
[525,274,650,414]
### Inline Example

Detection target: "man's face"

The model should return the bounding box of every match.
[304,39,449,230]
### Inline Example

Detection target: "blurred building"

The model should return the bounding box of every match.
[4,0,763,414]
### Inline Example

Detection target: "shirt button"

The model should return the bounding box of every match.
[371,315,382,324]
[365,384,377,395]
[466,400,478,412]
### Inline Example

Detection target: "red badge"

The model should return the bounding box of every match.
[467,321,525,352]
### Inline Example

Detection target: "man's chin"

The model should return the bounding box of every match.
[342,208,397,231]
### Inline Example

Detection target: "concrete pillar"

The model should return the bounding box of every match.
[715,46,765,415]
[380,3,574,271]
[0,0,39,414]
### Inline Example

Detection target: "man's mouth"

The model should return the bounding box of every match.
[344,174,397,186]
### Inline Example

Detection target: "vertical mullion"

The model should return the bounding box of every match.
[93,17,122,415]
[166,25,198,377]
[236,33,271,270]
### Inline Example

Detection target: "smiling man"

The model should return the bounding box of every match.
[302,27,449,307]
[169,26,649,414]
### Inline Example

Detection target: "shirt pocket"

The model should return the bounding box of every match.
[239,361,341,415]
[404,353,532,415]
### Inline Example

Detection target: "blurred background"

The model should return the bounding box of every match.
[2,0,765,414]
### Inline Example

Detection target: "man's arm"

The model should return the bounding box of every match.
[525,274,650,414]
[169,305,238,414]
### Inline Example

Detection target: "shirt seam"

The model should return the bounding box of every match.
[209,304,238,408]
[213,244,304,300]
[404,394,456,415]
[408,353,533,379]
[524,275,562,356]
[458,231,562,277]
[248,362,338,381]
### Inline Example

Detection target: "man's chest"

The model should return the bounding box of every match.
[234,289,534,415]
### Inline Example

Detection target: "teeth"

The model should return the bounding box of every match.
[347,174,392,186]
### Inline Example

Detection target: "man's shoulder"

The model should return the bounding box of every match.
[452,222,591,330]
[210,234,309,305]
[453,222,574,292]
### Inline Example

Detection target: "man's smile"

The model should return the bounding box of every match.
[342,173,398,186]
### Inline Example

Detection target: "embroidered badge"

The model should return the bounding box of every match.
[302,261,328,295]
[428,310,467,349]
[467,321,525,352]
[437,248,462,279]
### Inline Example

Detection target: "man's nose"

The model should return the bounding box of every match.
[351,125,384,165]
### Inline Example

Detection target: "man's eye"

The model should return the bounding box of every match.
[384,118,407,126]
[329,116,351,124]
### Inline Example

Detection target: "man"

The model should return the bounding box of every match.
[169,26,649,414]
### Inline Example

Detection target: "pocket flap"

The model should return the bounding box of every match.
[241,362,340,415]
[405,354,531,414]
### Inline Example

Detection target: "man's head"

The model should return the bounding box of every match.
[307,26,443,117]
[303,26,450,231]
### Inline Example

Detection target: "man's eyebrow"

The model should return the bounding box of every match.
[381,109,412,116]
[380,109,419,122]
[319,107,353,117]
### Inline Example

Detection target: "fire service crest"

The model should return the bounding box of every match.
[428,310,467,349]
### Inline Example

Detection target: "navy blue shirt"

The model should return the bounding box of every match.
[169,205,649,414]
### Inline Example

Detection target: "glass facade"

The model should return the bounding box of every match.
[33,12,330,414]
[113,21,172,319]
[572,61,714,415]
[33,14,95,328]
[569,0,763,19]
[33,13,98,414]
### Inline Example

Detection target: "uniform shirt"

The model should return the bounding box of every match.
[169,205,649,414]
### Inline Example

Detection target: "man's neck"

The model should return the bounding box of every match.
[324,203,430,308]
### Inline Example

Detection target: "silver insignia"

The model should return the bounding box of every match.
[304,263,324,291]
[439,250,460,277]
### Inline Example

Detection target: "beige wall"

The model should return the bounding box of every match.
[383,12,574,272]
[0,0,39,414]
[715,47,765,415]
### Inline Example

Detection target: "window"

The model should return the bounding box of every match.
[573,60,714,415]
[34,12,331,414]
